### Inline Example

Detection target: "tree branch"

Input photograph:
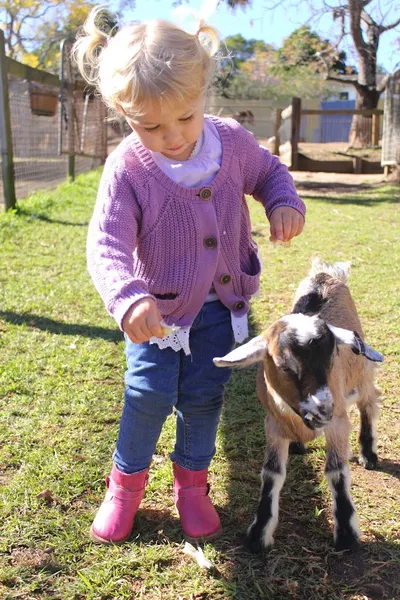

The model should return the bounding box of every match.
[327,74,358,85]
[360,8,377,28]
[380,15,400,32]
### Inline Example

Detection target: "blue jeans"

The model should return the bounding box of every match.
[113,300,234,474]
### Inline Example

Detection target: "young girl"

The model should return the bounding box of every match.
[74,7,305,545]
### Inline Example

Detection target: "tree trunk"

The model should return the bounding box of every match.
[348,86,381,148]
[388,165,400,184]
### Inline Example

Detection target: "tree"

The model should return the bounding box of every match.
[221,28,344,102]
[0,0,134,73]
[225,0,400,147]
[272,26,355,76]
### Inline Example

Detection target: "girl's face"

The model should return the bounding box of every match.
[126,95,205,161]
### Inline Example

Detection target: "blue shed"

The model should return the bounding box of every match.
[319,100,356,142]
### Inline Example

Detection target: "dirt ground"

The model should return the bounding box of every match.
[0,130,393,208]
[291,170,388,196]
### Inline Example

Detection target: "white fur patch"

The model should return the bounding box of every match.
[213,335,267,368]
[327,324,355,346]
[310,258,351,282]
[281,313,320,345]
[262,471,285,548]
[300,386,333,424]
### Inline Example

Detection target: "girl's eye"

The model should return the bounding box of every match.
[144,125,160,132]
[180,114,194,122]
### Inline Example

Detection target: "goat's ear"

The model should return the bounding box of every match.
[213,335,268,368]
[326,324,384,363]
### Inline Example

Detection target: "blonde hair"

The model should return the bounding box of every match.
[73,6,220,117]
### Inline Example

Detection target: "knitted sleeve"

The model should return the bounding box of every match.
[234,122,306,220]
[87,156,154,329]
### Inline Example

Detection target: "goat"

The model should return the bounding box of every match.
[214,258,383,553]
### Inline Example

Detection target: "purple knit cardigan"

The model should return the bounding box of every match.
[87,116,306,329]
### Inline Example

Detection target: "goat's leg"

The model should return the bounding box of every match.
[246,420,289,553]
[357,387,380,470]
[324,416,360,551]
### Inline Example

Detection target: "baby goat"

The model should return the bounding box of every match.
[214,258,383,553]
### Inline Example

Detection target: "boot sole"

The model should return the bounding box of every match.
[89,525,131,545]
[183,525,223,545]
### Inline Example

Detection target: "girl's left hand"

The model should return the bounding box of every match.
[269,206,305,243]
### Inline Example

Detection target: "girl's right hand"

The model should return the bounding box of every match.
[122,298,165,343]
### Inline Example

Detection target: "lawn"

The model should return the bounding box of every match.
[0,172,399,600]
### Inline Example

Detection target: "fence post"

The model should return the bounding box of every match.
[0,29,16,210]
[274,109,282,156]
[291,97,301,171]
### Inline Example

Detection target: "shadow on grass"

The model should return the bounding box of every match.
[16,206,88,227]
[350,456,400,482]
[0,310,122,342]
[301,190,399,207]
[216,312,400,600]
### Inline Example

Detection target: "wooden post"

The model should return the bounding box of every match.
[0,30,16,210]
[372,113,380,147]
[352,156,363,174]
[274,108,282,156]
[290,97,301,171]
[67,86,75,181]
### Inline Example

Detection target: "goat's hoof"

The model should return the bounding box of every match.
[245,528,268,554]
[359,453,378,470]
[246,537,264,554]
[334,531,359,552]
[289,441,307,455]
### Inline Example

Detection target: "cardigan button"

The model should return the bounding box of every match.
[204,236,217,249]
[199,187,212,200]
[233,300,245,311]
[219,273,232,285]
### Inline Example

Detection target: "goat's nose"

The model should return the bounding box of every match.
[299,386,334,429]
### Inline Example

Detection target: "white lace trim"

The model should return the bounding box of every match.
[149,311,249,356]
[150,325,192,355]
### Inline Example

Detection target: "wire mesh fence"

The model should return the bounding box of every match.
[0,76,106,207]
[4,76,70,203]
[0,33,107,210]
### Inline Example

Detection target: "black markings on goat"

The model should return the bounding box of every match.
[246,476,274,554]
[359,410,378,469]
[214,258,383,554]
[329,471,359,551]
[292,291,325,316]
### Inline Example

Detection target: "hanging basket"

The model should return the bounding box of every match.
[29,82,58,117]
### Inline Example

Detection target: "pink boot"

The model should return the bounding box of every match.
[173,463,222,542]
[90,465,149,544]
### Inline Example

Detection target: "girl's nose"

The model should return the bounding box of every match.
[164,127,181,145]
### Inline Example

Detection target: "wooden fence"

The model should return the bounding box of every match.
[277,97,384,174]
[0,30,107,211]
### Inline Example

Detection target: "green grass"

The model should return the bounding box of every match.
[0,172,399,600]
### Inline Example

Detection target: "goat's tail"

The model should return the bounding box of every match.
[309,257,351,283]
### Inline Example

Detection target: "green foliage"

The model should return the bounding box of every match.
[271,25,355,75]
[219,26,353,101]
[1,0,133,74]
